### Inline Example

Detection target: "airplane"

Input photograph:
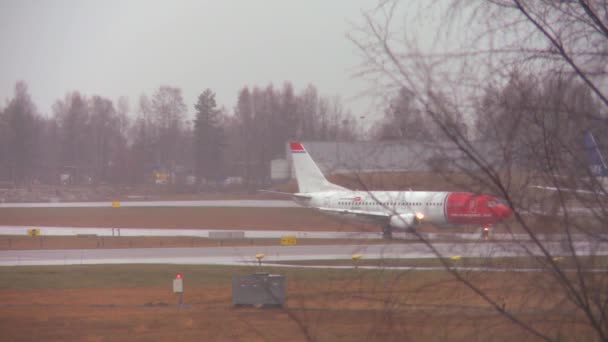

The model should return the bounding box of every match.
[581,130,608,191]
[531,131,608,194]
[284,141,512,239]
[584,130,608,178]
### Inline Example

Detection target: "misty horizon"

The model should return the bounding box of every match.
[0,0,378,120]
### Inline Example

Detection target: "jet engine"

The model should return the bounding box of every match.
[389,212,424,230]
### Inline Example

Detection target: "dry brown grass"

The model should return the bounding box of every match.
[0,207,376,231]
[0,204,583,238]
[0,268,599,341]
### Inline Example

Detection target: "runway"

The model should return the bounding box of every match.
[1,199,607,269]
[0,225,378,239]
[1,240,606,267]
[0,200,298,208]
[1,225,606,242]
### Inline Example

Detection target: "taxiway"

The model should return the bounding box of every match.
[1,240,606,266]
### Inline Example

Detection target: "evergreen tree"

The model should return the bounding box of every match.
[193,89,224,185]
[1,81,40,184]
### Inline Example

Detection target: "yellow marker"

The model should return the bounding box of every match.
[255,253,265,266]
[450,255,462,260]
[27,228,40,236]
[280,235,297,245]
[111,201,120,208]
[351,254,363,261]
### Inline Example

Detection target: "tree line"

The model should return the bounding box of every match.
[2,72,601,190]
[0,81,359,188]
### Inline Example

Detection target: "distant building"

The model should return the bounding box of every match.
[285,140,508,178]
[270,159,290,182]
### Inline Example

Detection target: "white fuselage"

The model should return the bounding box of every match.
[287,140,512,232]
[297,190,451,226]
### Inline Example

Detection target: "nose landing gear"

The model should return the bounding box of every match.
[482,225,491,241]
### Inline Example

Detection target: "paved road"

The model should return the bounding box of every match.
[1,240,606,267]
[0,200,299,208]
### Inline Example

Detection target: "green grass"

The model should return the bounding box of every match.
[0,264,442,289]
[2,255,603,290]
[275,255,608,269]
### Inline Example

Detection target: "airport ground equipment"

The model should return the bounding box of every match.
[232,273,286,307]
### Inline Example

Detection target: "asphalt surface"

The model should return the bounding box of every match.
[2,225,606,242]
[1,200,607,269]
[0,200,299,208]
[1,240,606,267]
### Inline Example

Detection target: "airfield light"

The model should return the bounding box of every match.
[352,254,363,269]
[255,253,265,267]
[176,273,182,279]
[482,226,490,241]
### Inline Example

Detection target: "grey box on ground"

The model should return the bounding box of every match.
[173,278,183,293]
[232,273,286,307]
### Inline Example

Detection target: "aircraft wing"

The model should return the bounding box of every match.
[317,207,391,218]
[529,185,604,195]
[528,132,608,196]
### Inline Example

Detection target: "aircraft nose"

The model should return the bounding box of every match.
[496,204,513,219]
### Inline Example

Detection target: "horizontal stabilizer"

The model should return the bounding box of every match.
[318,207,390,218]
[258,190,312,199]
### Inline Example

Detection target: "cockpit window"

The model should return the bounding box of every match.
[487,199,505,207]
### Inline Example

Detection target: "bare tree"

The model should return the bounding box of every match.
[371,87,429,141]
[53,91,91,182]
[350,0,608,339]
[234,86,255,188]
[128,95,157,183]
[150,85,187,173]
[89,96,119,182]
[296,84,320,139]
[108,96,131,183]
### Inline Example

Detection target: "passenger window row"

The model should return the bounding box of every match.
[337,201,441,207]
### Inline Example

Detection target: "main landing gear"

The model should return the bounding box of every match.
[382,225,393,240]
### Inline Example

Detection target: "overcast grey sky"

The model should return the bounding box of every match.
[0,0,376,119]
